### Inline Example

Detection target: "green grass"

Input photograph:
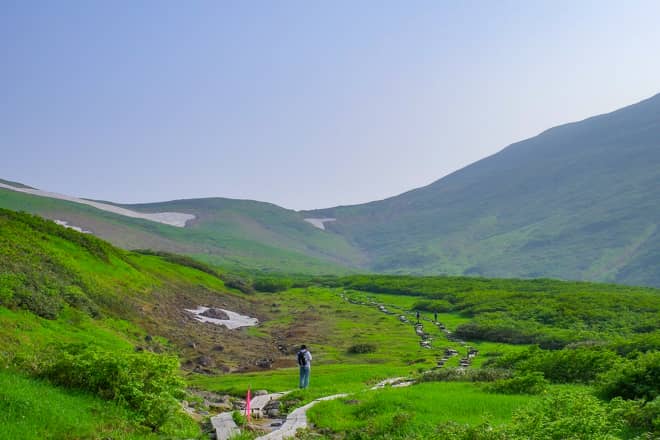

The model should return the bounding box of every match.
[190,363,415,398]
[307,381,535,438]
[0,370,200,440]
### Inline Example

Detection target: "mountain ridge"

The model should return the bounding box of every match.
[2,92,659,285]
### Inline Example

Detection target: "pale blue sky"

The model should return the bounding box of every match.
[2,1,659,210]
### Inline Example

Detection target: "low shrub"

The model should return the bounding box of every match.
[609,396,660,436]
[485,372,548,395]
[232,410,247,426]
[221,273,255,294]
[13,287,62,320]
[488,346,620,384]
[435,421,508,440]
[420,368,512,383]
[412,299,453,313]
[253,277,293,293]
[347,344,377,354]
[598,351,660,401]
[510,390,623,439]
[41,348,185,431]
[134,249,220,277]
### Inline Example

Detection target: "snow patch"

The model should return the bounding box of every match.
[185,306,259,330]
[54,219,92,234]
[0,182,195,228]
[304,218,336,230]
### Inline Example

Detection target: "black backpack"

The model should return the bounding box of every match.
[297,351,307,366]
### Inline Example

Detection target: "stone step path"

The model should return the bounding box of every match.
[370,377,415,390]
[212,391,289,439]
[211,412,240,440]
[256,393,349,440]
[249,391,289,418]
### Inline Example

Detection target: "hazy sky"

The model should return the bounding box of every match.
[2,1,659,210]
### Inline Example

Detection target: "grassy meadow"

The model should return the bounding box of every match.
[0,208,659,438]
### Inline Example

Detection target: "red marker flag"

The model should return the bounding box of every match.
[245,387,252,422]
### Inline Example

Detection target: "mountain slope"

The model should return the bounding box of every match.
[305,93,660,286]
[0,183,365,274]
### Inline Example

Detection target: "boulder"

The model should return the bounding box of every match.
[256,358,273,369]
[200,308,230,320]
[196,355,214,367]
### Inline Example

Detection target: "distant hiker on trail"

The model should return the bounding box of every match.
[297,345,312,389]
[416,311,420,323]
[434,312,438,323]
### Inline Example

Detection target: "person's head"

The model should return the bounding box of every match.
[300,344,307,351]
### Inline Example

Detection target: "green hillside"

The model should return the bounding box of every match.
[0,186,364,274]
[306,93,660,287]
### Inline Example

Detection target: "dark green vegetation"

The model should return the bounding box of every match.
[0,370,198,440]
[306,93,660,287]
[196,274,659,439]
[332,275,660,348]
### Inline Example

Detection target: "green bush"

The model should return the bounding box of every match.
[0,273,23,305]
[232,410,247,426]
[486,372,548,395]
[13,288,62,320]
[253,277,292,293]
[609,396,660,436]
[133,249,220,278]
[62,285,99,317]
[598,351,660,401]
[435,421,508,440]
[42,348,185,431]
[412,299,453,313]
[488,346,619,384]
[347,344,377,354]
[510,390,622,439]
[220,273,255,294]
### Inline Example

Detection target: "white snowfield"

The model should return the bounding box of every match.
[0,182,195,227]
[54,219,91,234]
[303,217,336,230]
[184,306,259,330]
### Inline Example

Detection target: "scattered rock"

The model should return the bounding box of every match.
[255,358,273,369]
[213,345,225,352]
[263,399,282,417]
[200,308,230,320]
[196,355,215,367]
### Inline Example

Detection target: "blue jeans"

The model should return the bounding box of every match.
[299,366,310,388]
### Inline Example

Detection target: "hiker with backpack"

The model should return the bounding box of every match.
[297,344,312,389]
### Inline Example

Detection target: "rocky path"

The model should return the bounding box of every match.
[213,291,478,439]
[255,393,349,440]
[340,290,479,370]
[211,412,240,440]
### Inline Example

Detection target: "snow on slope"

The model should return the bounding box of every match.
[304,218,336,230]
[0,182,195,227]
